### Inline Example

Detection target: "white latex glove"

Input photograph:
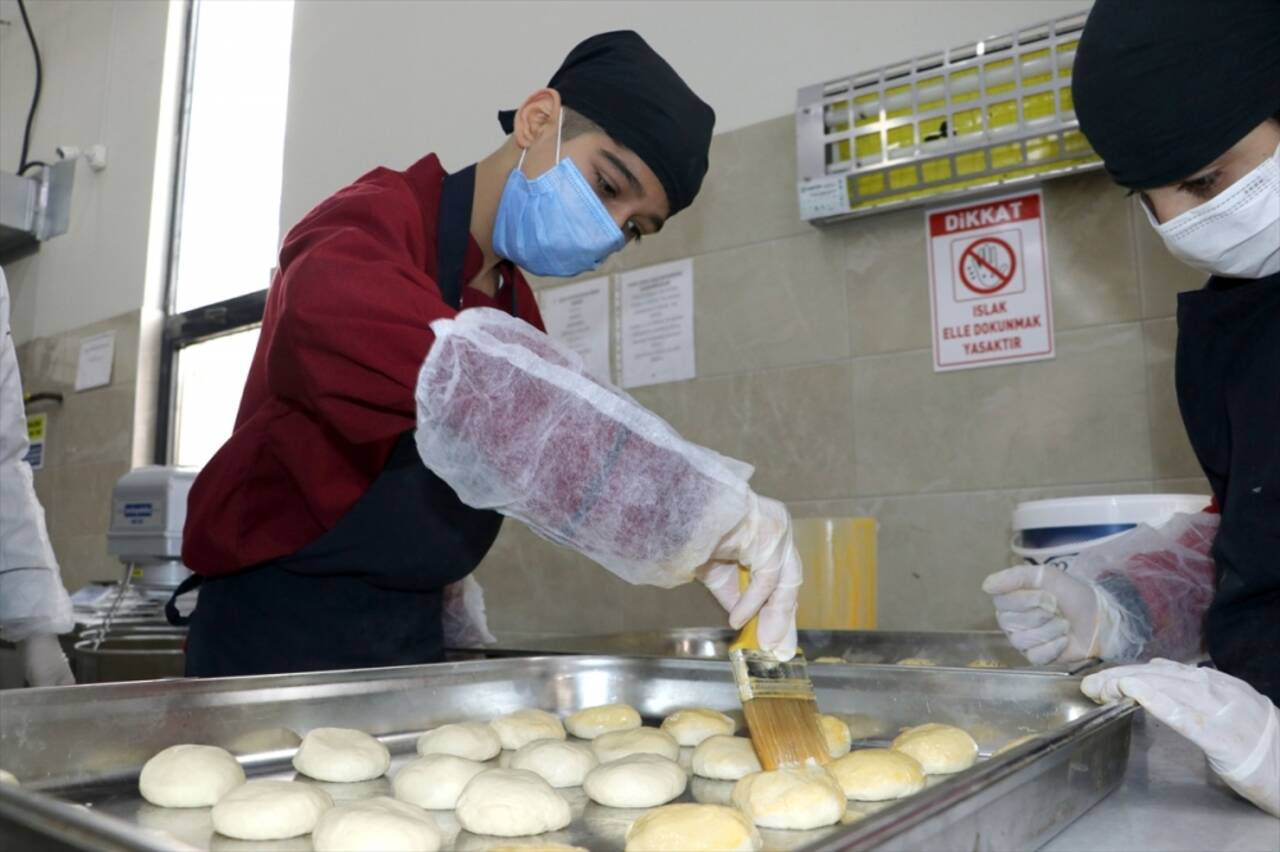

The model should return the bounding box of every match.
[19,632,74,687]
[982,564,1126,664]
[695,494,801,662]
[1083,659,1279,817]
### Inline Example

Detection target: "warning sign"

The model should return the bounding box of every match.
[24,412,46,470]
[926,190,1054,371]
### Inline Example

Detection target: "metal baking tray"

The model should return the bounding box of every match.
[0,656,1134,851]
[463,628,1096,674]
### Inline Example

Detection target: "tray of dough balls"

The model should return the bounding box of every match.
[0,655,1134,852]
[467,629,1097,674]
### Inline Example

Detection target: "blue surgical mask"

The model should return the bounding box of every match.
[492,109,626,277]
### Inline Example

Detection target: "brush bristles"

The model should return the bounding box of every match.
[742,697,831,770]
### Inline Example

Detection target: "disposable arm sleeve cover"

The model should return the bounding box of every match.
[415,308,754,587]
[1069,512,1219,662]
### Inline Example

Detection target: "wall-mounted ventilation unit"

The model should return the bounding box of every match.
[796,10,1100,223]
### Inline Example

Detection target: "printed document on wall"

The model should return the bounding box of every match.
[619,259,695,389]
[538,277,612,383]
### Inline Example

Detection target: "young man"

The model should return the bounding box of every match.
[179,32,801,676]
[983,0,1279,816]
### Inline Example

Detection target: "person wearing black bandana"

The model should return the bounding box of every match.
[179,32,805,677]
[984,0,1279,817]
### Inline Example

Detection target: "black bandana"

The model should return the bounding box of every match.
[1072,0,1280,190]
[499,31,715,217]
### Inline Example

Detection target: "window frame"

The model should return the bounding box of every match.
[153,0,272,464]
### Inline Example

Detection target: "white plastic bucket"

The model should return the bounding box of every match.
[1011,494,1210,566]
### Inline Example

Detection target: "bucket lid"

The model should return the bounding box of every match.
[1012,494,1210,532]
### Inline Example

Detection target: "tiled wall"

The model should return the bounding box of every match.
[474,114,1211,637]
[14,310,144,594]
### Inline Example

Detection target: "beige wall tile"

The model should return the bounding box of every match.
[1132,199,1208,319]
[54,385,136,467]
[1143,319,1202,479]
[1042,171,1142,329]
[51,461,131,537]
[475,522,724,636]
[844,206,932,356]
[851,323,1151,495]
[694,231,849,377]
[615,116,812,270]
[1153,478,1213,499]
[630,361,856,502]
[52,532,122,592]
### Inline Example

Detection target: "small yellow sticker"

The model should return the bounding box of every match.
[27,412,46,442]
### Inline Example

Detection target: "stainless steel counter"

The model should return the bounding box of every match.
[1045,712,1279,851]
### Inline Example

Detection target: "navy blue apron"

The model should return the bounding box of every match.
[1175,269,1280,704]
[172,165,510,677]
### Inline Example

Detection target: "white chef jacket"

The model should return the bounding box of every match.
[0,267,73,641]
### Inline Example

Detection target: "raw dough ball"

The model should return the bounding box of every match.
[509,739,598,788]
[139,744,246,808]
[565,703,641,739]
[592,727,679,764]
[731,766,846,830]
[689,776,735,805]
[0,769,18,786]
[993,734,1040,756]
[891,723,978,775]
[416,722,502,761]
[490,710,567,750]
[454,768,571,837]
[225,727,302,755]
[298,775,393,803]
[828,748,925,801]
[895,657,936,666]
[394,754,487,809]
[312,796,441,852]
[659,709,735,747]
[813,656,845,664]
[294,728,390,783]
[966,658,1006,669]
[624,803,761,852]
[211,780,333,840]
[690,735,761,781]
[821,714,852,758]
[582,754,687,808]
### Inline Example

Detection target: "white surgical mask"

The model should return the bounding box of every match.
[1143,143,1280,279]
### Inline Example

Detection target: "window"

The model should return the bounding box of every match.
[157,0,295,467]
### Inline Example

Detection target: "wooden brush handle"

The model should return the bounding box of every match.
[729,565,759,652]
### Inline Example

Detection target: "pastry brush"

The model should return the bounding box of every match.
[728,565,829,770]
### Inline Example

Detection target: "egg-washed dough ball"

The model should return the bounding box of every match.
[0,769,16,786]
[891,723,978,775]
[813,656,845,664]
[624,803,762,852]
[139,744,246,808]
[417,721,502,761]
[592,727,679,764]
[828,748,925,801]
[966,658,1006,669]
[509,739,598,788]
[659,709,736,747]
[565,703,642,739]
[731,766,846,830]
[895,657,937,666]
[293,728,391,783]
[582,753,687,808]
[490,710,567,751]
[211,780,333,840]
[820,714,853,758]
[311,796,441,852]
[993,734,1041,757]
[454,768,571,837]
[690,735,761,781]
[393,754,487,809]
